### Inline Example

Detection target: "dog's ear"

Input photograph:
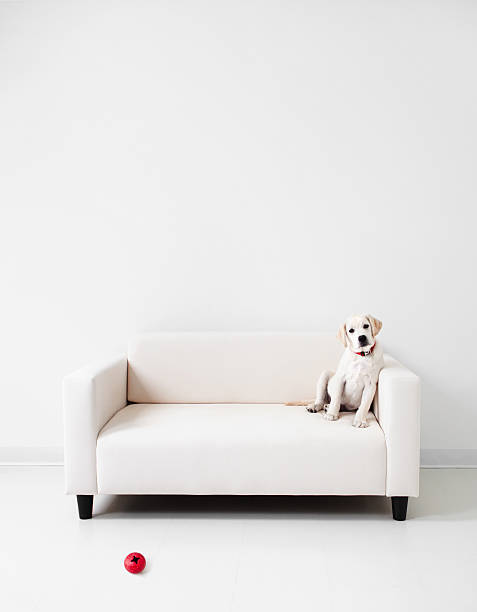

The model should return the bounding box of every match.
[337,323,348,346]
[366,315,382,336]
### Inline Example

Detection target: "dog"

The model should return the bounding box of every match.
[307,314,384,427]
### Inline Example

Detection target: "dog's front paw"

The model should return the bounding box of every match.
[307,402,324,413]
[352,417,368,428]
[323,412,339,421]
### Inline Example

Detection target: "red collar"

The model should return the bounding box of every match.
[354,343,376,357]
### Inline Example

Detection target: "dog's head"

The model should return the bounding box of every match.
[337,314,382,351]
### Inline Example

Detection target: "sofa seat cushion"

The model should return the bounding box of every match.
[96,404,386,495]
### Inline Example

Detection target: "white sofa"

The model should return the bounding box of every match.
[63,333,420,521]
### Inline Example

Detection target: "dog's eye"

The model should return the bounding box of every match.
[348,328,355,334]
[363,324,369,329]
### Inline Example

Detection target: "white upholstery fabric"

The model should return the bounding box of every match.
[63,334,421,500]
[63,355,127,494]
[127,333,344,404]
[375,356,421,497]
[97,403,386,495]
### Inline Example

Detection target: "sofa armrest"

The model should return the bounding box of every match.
[63,355,127,494]
[375,355,421,498]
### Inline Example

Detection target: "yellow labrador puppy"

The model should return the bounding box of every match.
[307,314,384,427]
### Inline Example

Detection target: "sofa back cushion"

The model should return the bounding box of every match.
[127,332,343,404]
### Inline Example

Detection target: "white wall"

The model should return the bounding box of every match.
[1,0,476,459]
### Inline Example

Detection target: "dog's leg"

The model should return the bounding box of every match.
[307,370,333,412]
[352,383,376,428]
[323,376,344,420]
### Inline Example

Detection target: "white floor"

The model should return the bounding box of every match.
[1,467,477,612]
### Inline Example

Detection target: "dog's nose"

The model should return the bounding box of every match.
[358,335,367,343]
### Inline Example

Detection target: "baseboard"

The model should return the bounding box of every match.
[420,449,477,468]
[0,447,476,468]
[0,446,63,465]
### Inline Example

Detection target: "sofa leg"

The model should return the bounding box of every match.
[391,496,408,521]
[77,495,93,519]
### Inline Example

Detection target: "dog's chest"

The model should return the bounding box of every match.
[342,359,373,405]
[346,358,372,381]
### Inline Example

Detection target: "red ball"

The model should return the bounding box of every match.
[124,552,146,574]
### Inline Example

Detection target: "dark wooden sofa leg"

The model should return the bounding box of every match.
[77,495,94,519]
[392,496,408,521]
